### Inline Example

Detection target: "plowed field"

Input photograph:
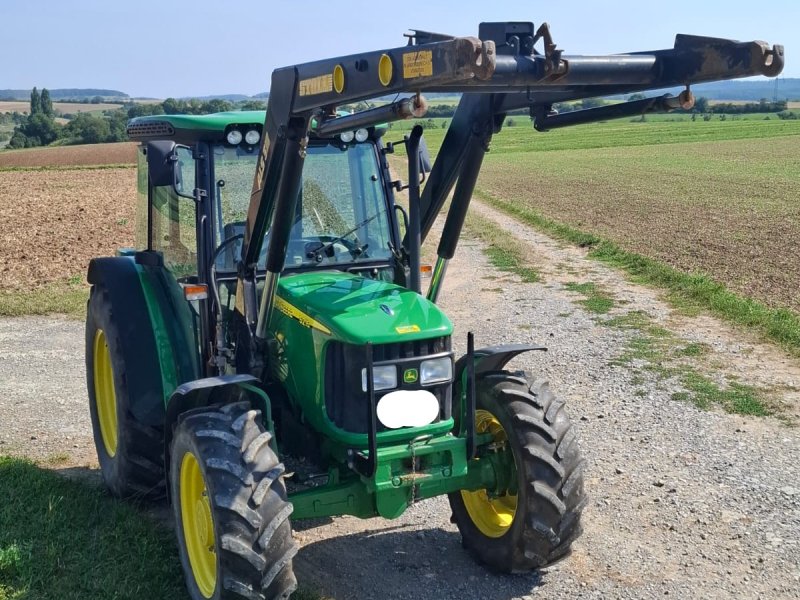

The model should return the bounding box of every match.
[477,133,800,313]
[0,142,137,168]
[0,168,136,289]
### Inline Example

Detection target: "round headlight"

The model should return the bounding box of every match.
[244,129,260,145]
[340,130,355,143]
[226,129,243,145]
[355,128,369,142]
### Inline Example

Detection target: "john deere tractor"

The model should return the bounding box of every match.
[85,22,783,600]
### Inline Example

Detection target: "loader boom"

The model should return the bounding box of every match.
[240,21,783,339]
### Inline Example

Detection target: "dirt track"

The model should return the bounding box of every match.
[1,202,799,599]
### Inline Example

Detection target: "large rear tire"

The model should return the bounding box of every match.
[86,285,165,499]
[171,402,297,600]
[449,372,586,573]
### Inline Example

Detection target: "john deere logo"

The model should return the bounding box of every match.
[403,368,418,384]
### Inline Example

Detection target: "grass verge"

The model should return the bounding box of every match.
[476,190,800,357]
[464,212,540,283]
[0,457,320,600]
[604,310,773,417]
[564,282,615,314]
[0,456,185,600]
[0,281,88,319]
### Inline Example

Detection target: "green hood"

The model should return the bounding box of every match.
[276,271,452,345]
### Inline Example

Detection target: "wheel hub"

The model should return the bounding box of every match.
[460,409,518,538]
[93,329,119,457]
[194,494,213,549]
[180,452,217,598]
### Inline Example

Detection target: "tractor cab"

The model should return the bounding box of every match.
[130,111,403,282]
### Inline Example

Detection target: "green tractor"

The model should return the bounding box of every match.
[85,22,782,600]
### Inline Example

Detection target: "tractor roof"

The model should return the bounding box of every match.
[126,111,266,144]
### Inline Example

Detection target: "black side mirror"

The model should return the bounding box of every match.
[146,140,177,187]
[172,145,196,199]
[146,141,196,199]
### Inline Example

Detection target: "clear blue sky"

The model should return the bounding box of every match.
[1,0,796,98]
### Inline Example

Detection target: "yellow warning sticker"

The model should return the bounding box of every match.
[402,50,433,79]
[275,296,331,335]
[298,73,333,96]
[395,324,421,334]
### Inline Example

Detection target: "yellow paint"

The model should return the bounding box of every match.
[460,410,518,537]
[180,452,217,598]
[298,73,334,96]
[402,50,433,79]
[333,64,345,93]
[378,54,394,86]
[275,296,331,335]
[395,324,421,334]
[93,329,118,457]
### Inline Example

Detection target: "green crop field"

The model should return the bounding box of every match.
[456,119,800,318]
[392,114,800,344]
[391,114,800,153]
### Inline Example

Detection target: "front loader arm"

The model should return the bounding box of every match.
[240,20,784,337]
[416,26,783,263]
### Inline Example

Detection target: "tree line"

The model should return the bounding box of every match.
[4,91,268,149]
[3,88,795,150]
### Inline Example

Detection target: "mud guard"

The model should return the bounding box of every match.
[87,253,200,425]
[87,256,165,426]
[163,375,276,489]
[472,343,547,374]
[453,343,547,435]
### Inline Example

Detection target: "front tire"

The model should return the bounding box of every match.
[86,285,165,499]
[171,402,297,600]
[449,372,586,573]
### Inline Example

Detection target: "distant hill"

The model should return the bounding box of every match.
[0,88,129,101]
[612,78,800,102]
[668,78,799,101]
[178,94,255,102]
[2,77,795,105]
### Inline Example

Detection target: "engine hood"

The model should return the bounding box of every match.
[274,271,452,345]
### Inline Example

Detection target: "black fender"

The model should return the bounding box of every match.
[163,375,275,491]
[452,343,547,434]
[87,256,165,426]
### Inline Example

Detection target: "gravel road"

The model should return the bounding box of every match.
[1,201,798,599]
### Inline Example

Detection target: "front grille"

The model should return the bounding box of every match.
[324,337,452,433]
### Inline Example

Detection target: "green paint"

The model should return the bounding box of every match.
[128,111,266,142]
[239,383,279,455]
[266,270,454,448]
[289,434,499,521]
[134,264,179,399]
[276,271,453,345]
[133,261,201,405]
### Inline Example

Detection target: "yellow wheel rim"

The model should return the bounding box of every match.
[460,410,518,538]
[180,452,217,598]
[93,329,118,457]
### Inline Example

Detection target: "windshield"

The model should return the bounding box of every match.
[212,141,392,272]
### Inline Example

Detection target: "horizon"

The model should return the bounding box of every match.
[2,76,799,102]
[0,0,795,98]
